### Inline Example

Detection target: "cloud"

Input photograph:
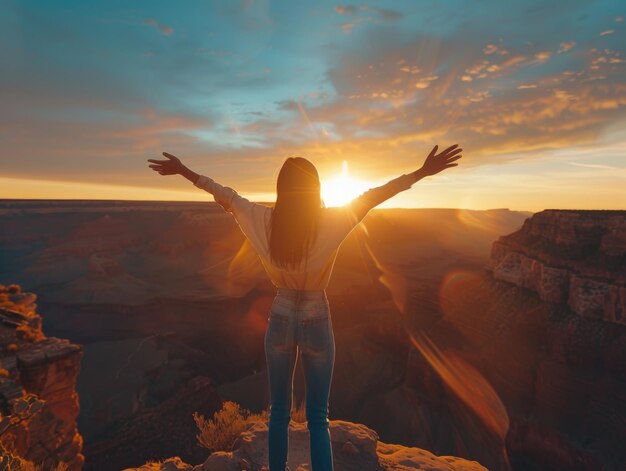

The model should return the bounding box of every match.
[369,7,404,21]
[339,22,356,34]
[4,0,626,191]
[414,75,439,89]
[143,18,174,36]
[0,105,215,179]
[557,41,576,53]
[334,4,403,21]
[263,25,626,170]
[335,5,358,15]
[565,161,621,170]
[483,43,509,55]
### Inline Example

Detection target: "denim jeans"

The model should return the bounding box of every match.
[264,287,335,471]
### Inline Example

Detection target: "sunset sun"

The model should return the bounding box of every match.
[321,161,369,207]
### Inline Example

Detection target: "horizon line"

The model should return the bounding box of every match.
[0,197,558,213]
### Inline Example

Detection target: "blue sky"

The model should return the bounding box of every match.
[1,0,625,210]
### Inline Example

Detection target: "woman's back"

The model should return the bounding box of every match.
[193,172,416,291]
[232,203,365,291]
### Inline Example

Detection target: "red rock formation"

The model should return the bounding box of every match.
[0,284,84,469]
[490,210,626,324]
[423,211,626,469]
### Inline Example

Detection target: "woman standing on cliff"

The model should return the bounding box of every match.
[147,145,462,471]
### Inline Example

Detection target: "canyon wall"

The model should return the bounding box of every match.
[455,209,626,470]
[0,284,84,469]
[490,209,626,324]
[299,209,626,470]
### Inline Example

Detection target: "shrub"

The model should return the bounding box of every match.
[193,401,269,454]
[291,397,306,424]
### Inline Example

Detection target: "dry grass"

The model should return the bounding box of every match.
[193,401,269,453]
[193,398,310,455]
[290,397,307,424]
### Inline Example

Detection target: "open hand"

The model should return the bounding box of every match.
[420,144,463,177]
[147,152,186,176]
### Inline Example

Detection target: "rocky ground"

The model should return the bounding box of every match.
[124,419,487,471]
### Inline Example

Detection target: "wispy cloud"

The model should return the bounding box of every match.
[483,43,509,55]
[334,4,403,21]
[564,161,621,170]
[143,18,174,36]
[557,41,576,53]
[335,5,358,15]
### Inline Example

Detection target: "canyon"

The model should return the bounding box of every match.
[2,200,624,470]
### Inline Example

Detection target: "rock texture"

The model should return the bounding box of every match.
[0,284,84,469]
[124,419,487,471]
[419,209,626,470]
[489,210,626,324]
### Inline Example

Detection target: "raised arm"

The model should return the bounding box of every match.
[147,152,241,212]
[147,152,199,183]
[346,143,463,222]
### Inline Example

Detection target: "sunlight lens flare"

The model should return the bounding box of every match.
[408,332,510,442]
[321,161,368,207]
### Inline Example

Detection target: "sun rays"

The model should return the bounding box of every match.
[321,160,371,207]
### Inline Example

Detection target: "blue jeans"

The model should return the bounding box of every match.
[264,287,335,471]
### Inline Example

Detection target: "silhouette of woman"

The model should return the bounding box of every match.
[147,144,462,471]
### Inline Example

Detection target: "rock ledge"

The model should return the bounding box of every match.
[125,419,486,471]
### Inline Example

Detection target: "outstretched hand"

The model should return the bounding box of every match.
[147,152,186,176]
[420,144,463,177]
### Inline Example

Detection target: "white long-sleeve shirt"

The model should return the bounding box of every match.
[193,173,415,290]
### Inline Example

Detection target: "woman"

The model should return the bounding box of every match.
[147,144,462,471]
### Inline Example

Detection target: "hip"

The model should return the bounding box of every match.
[266,288,334,356]
[271,287,329,320]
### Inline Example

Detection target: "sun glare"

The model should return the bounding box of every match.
[321,161,369,207]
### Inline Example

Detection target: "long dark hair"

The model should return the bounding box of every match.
[269,157,323,270]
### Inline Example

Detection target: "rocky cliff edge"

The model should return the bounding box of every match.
[125,419,487,471]
[0,284,84,469]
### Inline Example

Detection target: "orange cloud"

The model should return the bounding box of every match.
[557,41,576,53]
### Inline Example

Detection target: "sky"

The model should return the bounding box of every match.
[1,0,625,211]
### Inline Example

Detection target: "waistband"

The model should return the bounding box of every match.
[276,287,327,301]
